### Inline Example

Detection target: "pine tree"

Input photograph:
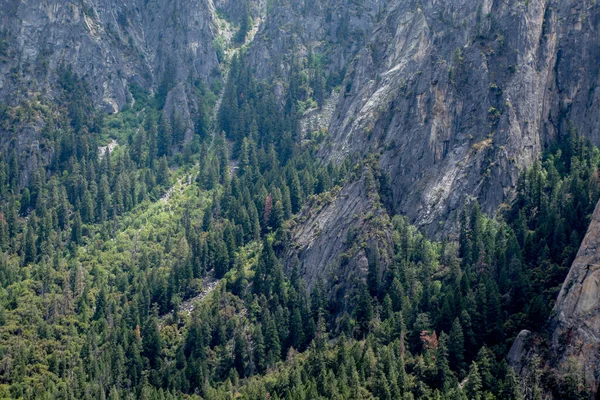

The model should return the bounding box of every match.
[253,324,266,374]
[94,287,107,321]
[289,171,303,213]
[269,200,284,231]
[355,283,373,338]
[156,156,170,188]
[502,367,523,400]
[233,330,248,378]
[24,225,36,264]
[132,126,147,166]
[436,332,453,391]
[157,114,172,157]
[263,310,281,367]
[449,317,465,374]
[464,362,483,400]
[373,364,392,400]
[142,314,164,370]
[367,244,381,298]
[71,211,83,246]
[235,4,252,44]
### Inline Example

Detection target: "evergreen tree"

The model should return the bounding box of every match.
[464,362,483,400]
[157,114,172,157]
[367,244,381,298]
[355,283,373,338]
[449,317,465,374]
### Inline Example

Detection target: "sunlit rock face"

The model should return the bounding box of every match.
[5,0,600,237]
[549,199,600,392]
[246,0,600,238]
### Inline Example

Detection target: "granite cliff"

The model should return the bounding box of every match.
[3,1,600,229]
[509,198,600,397]
[242,0,600,237]
[0,0,224,112]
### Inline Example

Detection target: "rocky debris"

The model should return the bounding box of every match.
[160,273,220,325]
[180,278,220,316]
[509,199,600,396]
[160,175,192,204]
[163,84,195,147]
[98,139,118,159]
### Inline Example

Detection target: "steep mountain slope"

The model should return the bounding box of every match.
[2,0,600,396]
[0,0,222,112]
[244,0,600,236]
[3,1,600,233]
[286,162,394,293]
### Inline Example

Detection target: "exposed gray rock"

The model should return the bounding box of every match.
[215,0,264,24]
[507,329,533,376]
[508,199,600,396]
[321,0,558,236]
[244,0,600,239]
[299,91,339,139]
[0,0,221,111]
[549,198,600,392]
[164,83,195,147]
[285,167,393,295]
[246,0,384,83]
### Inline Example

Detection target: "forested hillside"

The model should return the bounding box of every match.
[1,0,600,399]
[0,36,596,398]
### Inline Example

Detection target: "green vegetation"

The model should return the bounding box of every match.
[0,52,595,400]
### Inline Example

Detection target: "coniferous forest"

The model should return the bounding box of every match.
[0,49,596,399]
[1,3,599,398]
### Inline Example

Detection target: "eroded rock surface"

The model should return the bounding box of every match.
[0,0,221,111]
[509,199,600,396]
[549,199,600,391]
[244,0,600,238]
[286,167,393,298]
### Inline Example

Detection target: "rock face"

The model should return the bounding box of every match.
[549,198,600,393]
[0,0,221,112]
[246,0,384,83]
[323,0,555,235]
[245,0,600,237]
[508,199,600,396]
[4,1,600,385]
[286,168,392,291]
[5,0,599,235]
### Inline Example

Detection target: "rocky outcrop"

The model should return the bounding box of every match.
[0,0,221,112]
[299,91,339,139]
[214,0,264,24]
[509,199,600,396]
[547,198,600,393]
[286,167,393,294]
[324,0,555,235]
